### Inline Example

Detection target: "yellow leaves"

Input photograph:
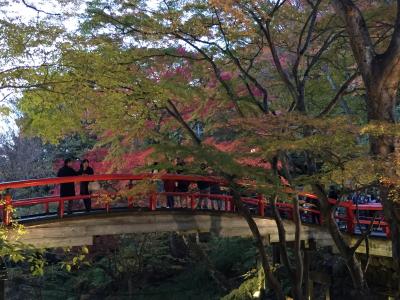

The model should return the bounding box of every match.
[387,186,400,204]
[0,106,11,116]
[61,245,90,272]
[81,246,89,255]
[360,121,400,137]
[323,157,379,187]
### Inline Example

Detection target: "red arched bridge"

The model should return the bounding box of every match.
[0,174,392,257]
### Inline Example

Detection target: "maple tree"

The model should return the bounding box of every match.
[4,0,400,299]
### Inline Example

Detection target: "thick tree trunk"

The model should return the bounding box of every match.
[331,1,400,296]
[367,79,398,156]
[366,78,400,298]
[378,187,400,299]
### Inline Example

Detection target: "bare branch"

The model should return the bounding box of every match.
[173,32,245,117]
[318,71,359,117]
[245,6,297,102]
[165,99,201,145]
[21,0,61,16]
[382,0,400,65]
[214,9,269,113]
[351,213,380,253]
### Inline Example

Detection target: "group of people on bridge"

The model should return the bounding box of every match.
[56,157,227,214]
[57,158,94,214]
[55,157,382,233]
[153,160,225,210]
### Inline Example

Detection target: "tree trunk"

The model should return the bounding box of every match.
[181,233,231,293]
[230,187,285,300]
[271,196,292,275]
[296,83,306,113]
[367,79,398,156]
[378,186,400,299]
[366,77,400,298]
[292,196,304,300]
[312,185,368,293]
[331,2,400,296]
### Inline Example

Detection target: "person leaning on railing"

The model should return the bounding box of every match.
[210,183,223,211]
[78,159,94,212]
[163,169,176,209]
[176,158,190,208]
[197,163,211,209]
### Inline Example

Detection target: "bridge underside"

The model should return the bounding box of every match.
[10,210,391,257]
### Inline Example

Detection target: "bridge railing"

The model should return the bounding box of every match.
[0,174,389,238]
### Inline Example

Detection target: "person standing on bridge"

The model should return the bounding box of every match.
[57,158,77,214]
[176,158,190,208]
[163,168,176,209]
[78,159,94,212]
[197,164,210,209]
[210,182,223,211]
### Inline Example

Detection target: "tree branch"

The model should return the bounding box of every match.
[165,99,201,145]
[214,9,269,113]
[351,213,379,253]
[331,0,375,80]
[292,0,322,87]
[318,71,359,117]
[381,0,400,69]
[21,0,61,16]
[245,6,297,102]
[173,32,245,117]
[270,195,293,276]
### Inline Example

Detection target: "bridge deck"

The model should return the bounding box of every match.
[10,209,392,257]
[0,174,392,257]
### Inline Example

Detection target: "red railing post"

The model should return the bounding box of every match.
[128,196,133,208]
[346,204,355,234]
[0,196,3,222]
[149,193,156,211]
[384,224,391,238]
[58,198,64,218]
[258,194,265,217]
[223,196,228,212]
[44,202,49,214]
[106,201,110,213]
[3,194,12,226]
[231,197,235,212]
[190,194,196,210]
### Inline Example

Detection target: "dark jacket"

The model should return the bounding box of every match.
[197,181,210,191]
[57,166,77,197]
[177,180,190,192]
[78,167,94,195]
[210,183,222,195]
